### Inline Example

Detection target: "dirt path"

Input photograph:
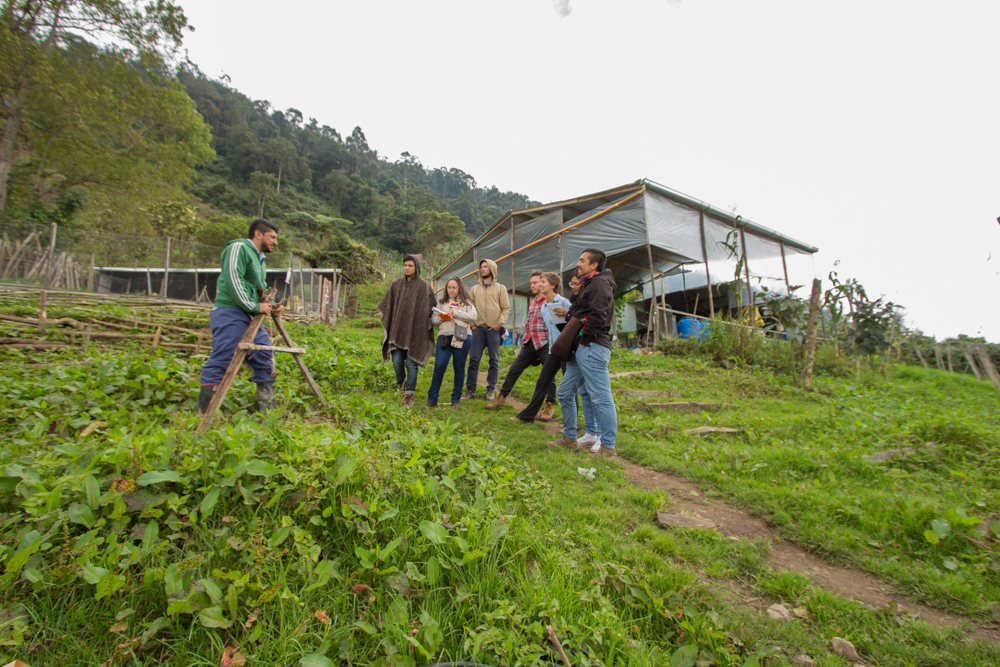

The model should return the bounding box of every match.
[620,459,1000,644]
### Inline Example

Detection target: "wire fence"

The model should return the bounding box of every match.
[0,221,363,318]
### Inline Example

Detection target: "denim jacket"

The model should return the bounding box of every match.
[540,294,571,351]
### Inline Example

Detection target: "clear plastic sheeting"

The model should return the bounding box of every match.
[512,236,561,287]
[513,210,562,249]
[743,233,787,296]
[477,226,513,264]
[645,192,704,263]
[783,245,815,295]
[562,196,646,274]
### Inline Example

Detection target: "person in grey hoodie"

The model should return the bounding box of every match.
[462,258,510,401]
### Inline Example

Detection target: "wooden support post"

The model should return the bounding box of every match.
[510,219,516,331]
[37,290,47,332]
[332,273,341,326]
[298,264,306,313]
[146,268,152,297]
[83,324,91,350]
[962,348,983,381]
[195,334,203,355]
[700,212,714,319]
[310,271,315,316]
[150,325,162,353]
[975,345,1000,397]
[161,237,171,298]
[801,278,822,390]
[87,253,95,292]
[43,222,57,289]
[321,277,331,324]
[780,242,791,295]
[645,243,659,343]
[740,228,755,322]
[194,267,199,303]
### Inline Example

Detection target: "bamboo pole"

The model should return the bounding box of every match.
[161,237,171,297]
[913,341,929,369]
[43,222,57,289]
[801,279,823,390]
[700,213,715,319]
[963,348,983,381]
[946,342,954,373]
[645,243,660,343]
[934,343,944,370]
[37,290,47,332]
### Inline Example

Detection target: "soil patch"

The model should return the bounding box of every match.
[619,458,1000,644]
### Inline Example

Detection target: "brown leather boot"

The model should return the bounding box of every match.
[537,402,555,422]
[485,394,507,410]
[545,436,579,452]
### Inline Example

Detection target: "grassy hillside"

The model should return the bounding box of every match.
[0,292,997,666]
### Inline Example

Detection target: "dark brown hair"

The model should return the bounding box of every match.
[439,276,472,306]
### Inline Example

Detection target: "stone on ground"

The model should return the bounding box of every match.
[790,656,816,667]
[831,637,861,662]
[767,604,793,621]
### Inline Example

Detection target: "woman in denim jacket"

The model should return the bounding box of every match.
[428,277,478,409]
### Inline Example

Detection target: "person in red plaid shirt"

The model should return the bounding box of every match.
[484,271,557,421]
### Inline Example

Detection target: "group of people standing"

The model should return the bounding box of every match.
[194,218,618,458]
[378,249,619,458]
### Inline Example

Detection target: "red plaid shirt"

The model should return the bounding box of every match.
[522,294,549,349]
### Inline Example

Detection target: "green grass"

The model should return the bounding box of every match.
[1,297,998,666]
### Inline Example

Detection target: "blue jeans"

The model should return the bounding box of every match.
[200,308,273,385]
[557,344,617,448]
[427,336,471,404]
[465,327,502,391]
[390,348,419,395]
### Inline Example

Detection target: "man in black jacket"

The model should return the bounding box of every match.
[547,248,619,458]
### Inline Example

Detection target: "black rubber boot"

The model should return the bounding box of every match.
[256,382,277,413]
[196,385,217,414]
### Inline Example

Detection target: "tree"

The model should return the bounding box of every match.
[0,0,191,213]
[146,200,200,241]
[249,171,275,217]
[417,210,465,278]
[7,40,213,230]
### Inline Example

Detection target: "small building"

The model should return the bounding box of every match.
[432,178,818,342]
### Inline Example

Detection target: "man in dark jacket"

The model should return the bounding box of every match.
[378,255,436,407]
[547,248,618,458]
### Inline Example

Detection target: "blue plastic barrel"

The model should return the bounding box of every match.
[677,318,702,339]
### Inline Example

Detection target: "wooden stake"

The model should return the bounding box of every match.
[546,626,572,667]
[801,278,822,390]
[913,341,929,369]
[975,345,1000,397]
[83,324,91,350]
[946,342,954,373]
[37,290,47,332]
[161,237,171,298]
[146,268,152,297]
[962,348,983,381]
[195,333,203,355]
[150,325,162,353]
[43,222,57,289]
[87,253,95,292]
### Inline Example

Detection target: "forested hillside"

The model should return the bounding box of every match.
[0,1,537,280]
[180,70,538,249]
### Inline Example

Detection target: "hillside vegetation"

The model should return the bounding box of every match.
[0,288,998,666]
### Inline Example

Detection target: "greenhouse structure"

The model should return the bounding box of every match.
[432,179,818,342]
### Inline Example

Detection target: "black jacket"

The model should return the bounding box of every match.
[572,268,617,349]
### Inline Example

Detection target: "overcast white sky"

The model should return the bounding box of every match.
[180,0,1000,341]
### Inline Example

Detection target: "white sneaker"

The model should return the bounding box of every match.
[590,438,602,454]
[577,433,599,446]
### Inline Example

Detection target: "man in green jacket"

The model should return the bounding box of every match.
[197,218,284,413]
